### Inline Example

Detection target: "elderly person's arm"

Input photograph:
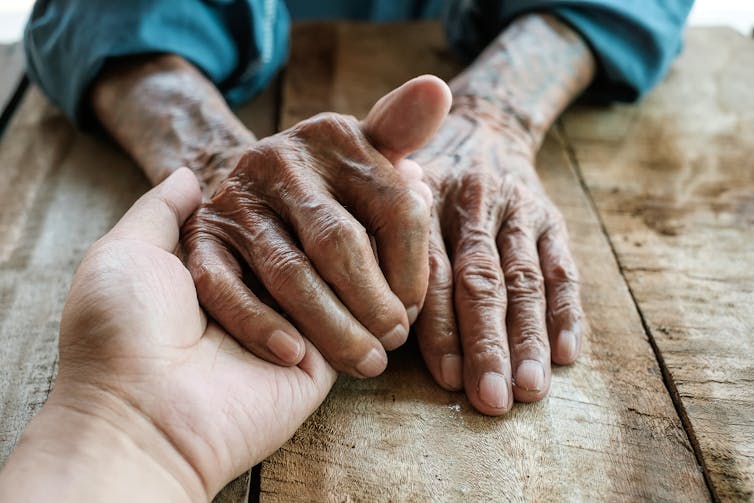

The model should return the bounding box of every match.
[90,61,450,377]
[25,1,450,378]
[412,1,693,414]
[24,0,692,416]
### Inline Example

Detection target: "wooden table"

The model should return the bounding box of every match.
[1,22,752,502]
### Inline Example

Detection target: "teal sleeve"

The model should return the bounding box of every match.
[24,0,290,128]
[445,0,694,101]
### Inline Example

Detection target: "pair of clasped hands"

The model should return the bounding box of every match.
[0,77,584,501]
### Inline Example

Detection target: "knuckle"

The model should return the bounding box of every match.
[540,211,568,240]
[191,262,222,295]
[455,257,505,305]
[458,170,489,193]
[211,178,260,214]
[428,248,453,293]
[500,210,537,241]
[293,112,359,142]
[501,216,531,237]
[465,337,509,362]
[512,328,548,353]
[548,259,580,285]
[454,171,496,216]
[392,189,429,224]
[504,260,544,298]
[548,207,567,228]
[310,214,369,257]
[262,248,313,295]
[180,213,204,246]
[503,185,542,222]
[191,263,243,312]
[226,149,268,184]
[183,225,222,255]
[235,141,309,198]
[454,232,503,304]
[547,287,583,322]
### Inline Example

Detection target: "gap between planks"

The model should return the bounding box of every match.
[556,120,718,503]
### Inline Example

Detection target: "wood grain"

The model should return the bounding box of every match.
[0,43,25,122]
[260,22,708,502]
[0,81,279,502]
[562,27,754,501]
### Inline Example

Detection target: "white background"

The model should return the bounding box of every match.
[1,0,753,43]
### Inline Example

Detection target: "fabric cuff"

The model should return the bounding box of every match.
[445,0,693,102]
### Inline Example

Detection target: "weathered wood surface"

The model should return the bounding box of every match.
[2,21,752,503]
[0,79,279,503]
[562,27,754,501]
[260,22,708,502]
[0,43,25,121]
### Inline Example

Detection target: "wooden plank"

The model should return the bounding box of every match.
[0,81,279,502]
[260,21,708,501]
[0,43,25,122]
[562,27,754,501]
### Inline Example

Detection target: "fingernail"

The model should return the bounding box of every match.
[515,360,545,392]
[557,326,579,363]
[380,323,408,351]
[478,372,508,409]
[406,305,419,325]
[267,330,303,364]
[356,348,387,377]
[440,354,463,389]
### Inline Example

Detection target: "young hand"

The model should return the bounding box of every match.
[0,169,337,501]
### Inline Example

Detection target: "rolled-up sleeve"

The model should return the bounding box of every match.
[24,0,290,127]
[445,0,693,101]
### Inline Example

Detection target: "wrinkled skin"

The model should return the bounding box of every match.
[53,169,338,500]
[412,107,584,415]
[182,77,451,378]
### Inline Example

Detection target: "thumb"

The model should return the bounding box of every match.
[362,75,452,165]
[108,167,202,251]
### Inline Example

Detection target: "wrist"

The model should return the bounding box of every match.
[188,144,248,197]
[449,94,538,156]
[91,54,255,195]
[448,13,595,151]
[0,384,207,503]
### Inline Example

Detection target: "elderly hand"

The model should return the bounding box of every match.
[0,169,338,501]
[411,104,585,416]
[182,76,451,378]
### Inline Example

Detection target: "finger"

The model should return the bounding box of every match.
[539,225,584,365]
[362,75,447,221]
[183,229,305,366]
[362,75,452,164]
[226,206,388,377]
[453,229,513,416]
[110,167,201,251]
[294,338,338,394]
[345,179,430,325]
[498,217,551,403]
[289,113,432,323]
[416,218,463,391]
[395,159,432,208]
[285,191,410,350]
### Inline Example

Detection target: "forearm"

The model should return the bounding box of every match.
[91,54,255,193]
[0,388,206,503]
[450,13,596,151]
